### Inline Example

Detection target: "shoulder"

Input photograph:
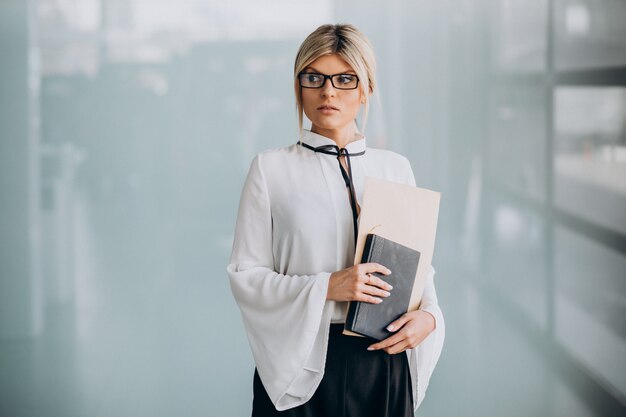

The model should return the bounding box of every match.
[246,144,299,172]
[253,143,302,166]
[245,143,309,188]
[364,147,415,186]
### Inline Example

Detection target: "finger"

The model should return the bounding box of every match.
[356,292,384,305]
[367,330,406,351]
[363,262,391,276]
[360,283,391,298]
[368,274,393,291]
[384,339,411,355]
[386,313,412,332]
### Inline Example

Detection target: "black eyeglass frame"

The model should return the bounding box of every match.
[298,72,360,90]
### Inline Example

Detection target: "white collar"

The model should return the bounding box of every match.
[299,129,366,154]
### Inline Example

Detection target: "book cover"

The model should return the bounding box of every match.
[345,234,421,341]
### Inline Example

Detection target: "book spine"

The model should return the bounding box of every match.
[345,234,376,331]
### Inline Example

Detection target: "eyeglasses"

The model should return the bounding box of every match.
[298,72,359,90]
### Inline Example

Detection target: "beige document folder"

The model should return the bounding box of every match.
[343,177,441,336]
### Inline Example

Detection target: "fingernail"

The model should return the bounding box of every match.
[388,285,393,290]
[367,346,375,351]
[386,268,392,274]
[384,291,390,297]
[376,298,383,304]
[387,324,395,331]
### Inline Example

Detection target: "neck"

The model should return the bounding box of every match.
[311,123,359,148]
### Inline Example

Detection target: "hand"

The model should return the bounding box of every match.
[327,263,393,304]
[367,310,436,354]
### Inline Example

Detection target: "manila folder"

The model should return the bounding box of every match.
[343,177,441,335]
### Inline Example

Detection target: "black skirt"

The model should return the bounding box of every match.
[252,324,413,417]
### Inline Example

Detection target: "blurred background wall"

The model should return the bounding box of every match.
[0,0,625,416]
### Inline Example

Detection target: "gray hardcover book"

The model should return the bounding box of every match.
[345,233,421,341]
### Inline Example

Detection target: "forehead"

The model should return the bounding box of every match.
[305,54,355,73]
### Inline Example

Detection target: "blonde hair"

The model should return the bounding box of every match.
[294,24,377,135]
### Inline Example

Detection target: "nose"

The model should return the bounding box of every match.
[320,77,336,97]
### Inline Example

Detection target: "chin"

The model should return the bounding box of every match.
[311,119,351,131]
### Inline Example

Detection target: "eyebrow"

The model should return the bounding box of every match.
[304,66,356,74]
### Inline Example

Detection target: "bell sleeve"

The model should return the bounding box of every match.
[402,156,446,410]
[226,153,334,411]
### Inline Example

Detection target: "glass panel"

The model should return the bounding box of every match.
[484,197,548,329]
[554,226,626,399]
[31,2,335,417]
[487,81,547,201]
[491,0,547,72]
[553,87,626,234]
[554,0,626,70]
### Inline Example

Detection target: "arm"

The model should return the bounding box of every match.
[227,153,331,330]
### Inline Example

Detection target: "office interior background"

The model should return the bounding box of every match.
[1,0,625,416]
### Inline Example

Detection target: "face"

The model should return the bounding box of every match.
[300,54,364,139]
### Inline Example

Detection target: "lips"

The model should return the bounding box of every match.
[318,104,339,111]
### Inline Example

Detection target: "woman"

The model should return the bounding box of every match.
[227,24,444,416]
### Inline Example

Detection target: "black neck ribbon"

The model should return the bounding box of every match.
[298,141,365,245]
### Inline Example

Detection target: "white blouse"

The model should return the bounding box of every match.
[227,129,445,411]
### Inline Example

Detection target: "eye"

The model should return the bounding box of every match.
[337,74,356,84]
[306,74,322,83]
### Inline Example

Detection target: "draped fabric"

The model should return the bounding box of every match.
[227,129,445,411]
